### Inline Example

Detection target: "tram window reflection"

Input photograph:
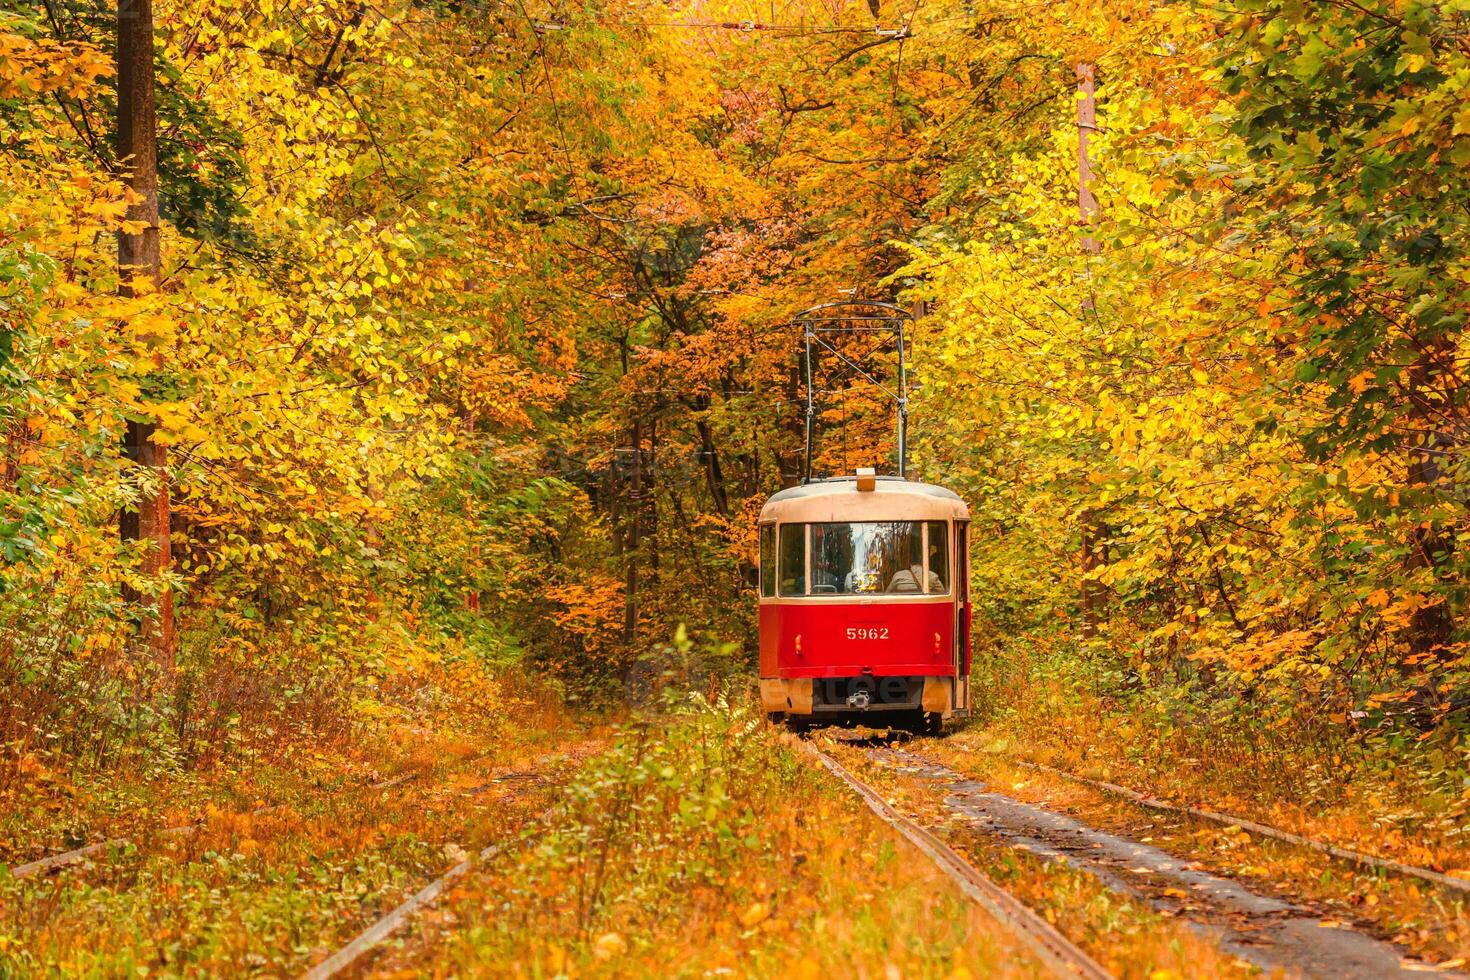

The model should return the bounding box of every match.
[777,523,806,596]
[759,524,776,597]
[808,521,948,596]
[927,521,949,593]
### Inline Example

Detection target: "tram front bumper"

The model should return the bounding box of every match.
[760,677,814,714]
[761,676,954,717]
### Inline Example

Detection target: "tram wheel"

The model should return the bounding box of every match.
[783,715,812,735]
[890,711,925,736]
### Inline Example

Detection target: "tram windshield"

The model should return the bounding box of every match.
[770,521,949,596]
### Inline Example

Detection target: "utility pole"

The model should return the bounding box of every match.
[117,0,174,667]
[1077,62,1105,639]
[1077,63,1099,257]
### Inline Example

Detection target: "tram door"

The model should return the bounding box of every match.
[955,520,971,714]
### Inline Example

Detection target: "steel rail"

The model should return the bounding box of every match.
[803,741,1113,980]
[10,757,557,881]
[1015,759,1470,897]
[7,745,548,881]
[301,803,557,980]
[300,841,503,980]
[9,771,420,880]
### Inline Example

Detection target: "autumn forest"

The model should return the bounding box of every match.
[3,0,1470,976]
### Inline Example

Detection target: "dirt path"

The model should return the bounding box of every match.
[874,747,1462,979]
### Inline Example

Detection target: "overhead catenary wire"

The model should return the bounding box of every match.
[363,0,975,36]
[536,18,915,35]
[518,4,1005,45]
[514,0,578,180]
[876,0,924,189]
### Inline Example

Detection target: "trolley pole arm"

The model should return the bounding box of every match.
[792,300,915,484]
[803,322,815,484]
[897,318,908,479]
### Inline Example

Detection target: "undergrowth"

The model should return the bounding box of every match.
[0,684,587,976]
[0,598,542,868]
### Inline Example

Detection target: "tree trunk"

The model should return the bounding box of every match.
[1077,62,1106,639]
[695,414,730,517]
[646,416,659,574]
[117,0,174,667]
[1404,335,1455,663]
[623,417,641,645]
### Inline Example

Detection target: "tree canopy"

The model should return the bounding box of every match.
[1,0,1468,789]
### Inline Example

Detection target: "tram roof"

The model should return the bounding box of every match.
[760,476,968,522]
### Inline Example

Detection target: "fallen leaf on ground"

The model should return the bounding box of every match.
[593,932,627,960]
[739,902,771,928]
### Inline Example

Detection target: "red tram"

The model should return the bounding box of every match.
[757,467,971,732]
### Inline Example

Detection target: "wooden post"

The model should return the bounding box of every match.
[117,0,174,666]
[1077,62,1104,639]
[1077,64,1099,259]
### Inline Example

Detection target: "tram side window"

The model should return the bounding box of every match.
[778,524,806,596]
[759,525,775,597]
[927,521,949,593]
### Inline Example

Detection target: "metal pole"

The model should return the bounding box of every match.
[803,320,815,484]
[896,317,908,479]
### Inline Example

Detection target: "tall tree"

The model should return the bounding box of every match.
[116,0,173,665]
[1076,61,1106,639]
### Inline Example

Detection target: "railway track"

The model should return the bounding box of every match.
[1013,757,1470,897]
[303,737,1111,980]
[801,739,1113,980]
[6,747,550,882]
[3,741,581,978]
[9,771,421,880]
[300,802,556,980]
[855,741,1466,979]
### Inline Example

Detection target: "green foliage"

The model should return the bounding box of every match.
[1223,0,1470,454]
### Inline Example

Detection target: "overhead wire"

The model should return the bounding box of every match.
[513,0,579,182]
[607,20,887,33]
[522,6,983,39]
[531,16,914,36]
[883,0,924,152]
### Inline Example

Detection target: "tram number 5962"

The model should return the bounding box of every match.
[846,627,889,640]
